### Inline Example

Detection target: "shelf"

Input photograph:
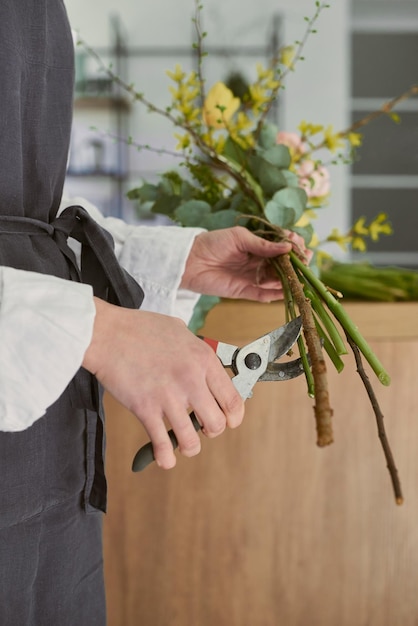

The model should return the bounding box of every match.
[66,169,126,180]
[74,95,131,111]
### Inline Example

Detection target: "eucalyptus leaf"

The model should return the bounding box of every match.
[229,192,245,211]
[281,170,300,188]
[292,222,314,245]
[204,209,241,230]
[272,186,307,222]
[180,180,197,201]
[160,175,180,195]
[127,183,158,202]
[212,197,232,212]
[188,295,221,334]
[264,199,296,228]
[260,144,291,169]
[174,200,211,227]
[151,193,181,217]
[222,136,247,166]
[258,122,279,149]
[248,154,287,196]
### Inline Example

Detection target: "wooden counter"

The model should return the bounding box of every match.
[103,301,418,626]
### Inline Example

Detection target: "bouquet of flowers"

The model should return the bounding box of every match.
[81,0,418,503]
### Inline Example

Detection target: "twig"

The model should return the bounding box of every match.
[192,0,207,108]
[310,84,418,153]
[256,1,330,135]
[273,259,315,396]
[78,37,266,212]
[277,254,334,446]
[345,333,403,505]
[339,84,418,136]
[291,252,391,385]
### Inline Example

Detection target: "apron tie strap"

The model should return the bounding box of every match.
[51,205,144,308]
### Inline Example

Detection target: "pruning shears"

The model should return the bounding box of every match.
[132,317,304,472]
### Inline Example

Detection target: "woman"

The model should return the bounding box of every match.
[0,1,307,623]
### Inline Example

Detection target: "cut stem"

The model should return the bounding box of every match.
[345,333,403,505]
[276,254,334,446]
[291,252,391,386]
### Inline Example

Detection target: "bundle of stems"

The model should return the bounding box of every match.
[320,261,418,302]
[267,231,403,505]
[78,0,407,504]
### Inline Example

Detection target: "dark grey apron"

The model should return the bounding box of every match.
[0,2,143,624]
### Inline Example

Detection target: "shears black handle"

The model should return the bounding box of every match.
[132,411,201,472]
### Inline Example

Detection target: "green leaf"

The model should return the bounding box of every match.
[174,200,211,227]
[151,193,181,217]
[222,136,248,166]
[272,186,307,222]
[188,295,220,333]
[260,144,291,169]
[281,170,300,187]
[264,199,295,228]
[180,180,197,201]
[204,209,242,230]
[160,173,182,195]
[229,192,245,212]
[127,183,158,202]
[292,222,314,245]
[211,197,232,212]
[248,154,287,196]
[258,122,279,149]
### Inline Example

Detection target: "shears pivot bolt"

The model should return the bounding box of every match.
[244,352,262,370]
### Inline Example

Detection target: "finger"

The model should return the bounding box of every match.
[164,404,202,457]
[138,404,199,469]
[284,231,312,262]
[139,416,179,470]
[235,283,286,302]
[204,365,245,430]
[233,226,292,258]
[247,238,292,259]
[191,393,228,439]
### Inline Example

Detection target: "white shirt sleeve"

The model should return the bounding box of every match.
[0,267,95,432]
[0,197,203,432]
[59,196,205,324]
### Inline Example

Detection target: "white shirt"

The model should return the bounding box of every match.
[0,197,204,432]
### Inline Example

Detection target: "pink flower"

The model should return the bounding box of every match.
[276,131,306,157]
[297,159,330,199]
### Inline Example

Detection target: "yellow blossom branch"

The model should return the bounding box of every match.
[255,1,330,137]
[309,84,418,153]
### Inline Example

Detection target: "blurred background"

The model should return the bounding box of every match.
[64,0,418,266]
[62,3,418,625]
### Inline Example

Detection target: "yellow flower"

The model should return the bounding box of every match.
[279,45,295,69]
[166,64,185,83]
[174,133,191,151]
[323,125,345,152]
[295,209,316,228]
[347,132,362,147]
[234,111,253,132]
[248,83,270,111]
[185,71,199,87]
[369,213,393,241]
[352,216,369,236]
[298,121,323,137]
[310,233,320,248]
[326,228,352,251]
[351,236,367,252]
[203,82,240,129]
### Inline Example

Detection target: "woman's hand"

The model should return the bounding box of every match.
[83,298,244,469]
[180,226,312,302]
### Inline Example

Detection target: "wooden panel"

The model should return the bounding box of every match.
[103,301,418,626]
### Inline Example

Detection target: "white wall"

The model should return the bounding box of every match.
[64,0,350,237]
